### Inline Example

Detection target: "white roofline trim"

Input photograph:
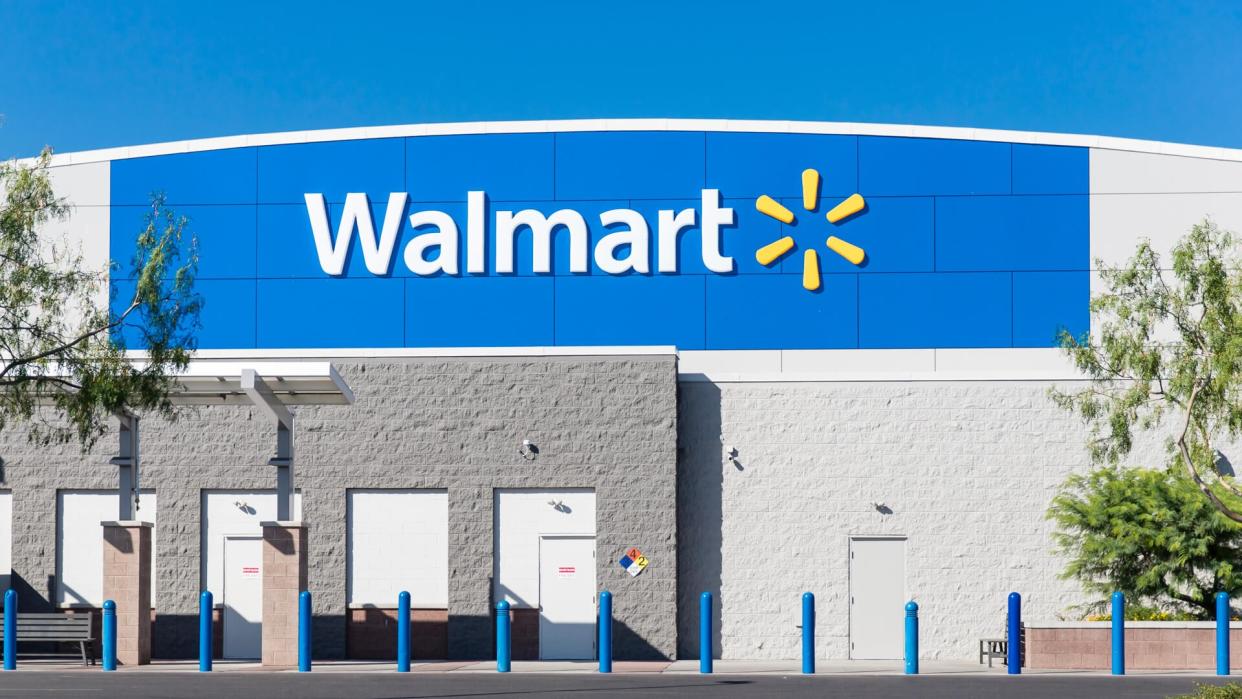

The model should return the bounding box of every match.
[679,372,1091,384]
[25,118,1242,168]
[125,346,1091,382]
[126,346,678,360]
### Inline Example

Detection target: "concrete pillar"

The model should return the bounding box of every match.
[261,521,308,667]
[101,521,152,665]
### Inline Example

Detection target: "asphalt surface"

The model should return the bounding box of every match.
[0,673,1234,698]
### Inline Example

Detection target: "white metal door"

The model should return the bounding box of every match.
[222,536,263,659]
[849,537,906,659]
[538,536,596,660]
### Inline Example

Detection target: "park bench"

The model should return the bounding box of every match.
[0,613,95,666]
[979,637,1007,667]
[979,616,1022,668]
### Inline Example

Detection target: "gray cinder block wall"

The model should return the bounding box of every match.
[0,355,678,660]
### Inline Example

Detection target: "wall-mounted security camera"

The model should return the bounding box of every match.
[1215,450,1235,478]
[519,439,538,461]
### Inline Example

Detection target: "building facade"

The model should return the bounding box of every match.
[7,119,1242,661]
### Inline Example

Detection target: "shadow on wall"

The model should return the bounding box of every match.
[151,614,351,660]
[444,612,668,662]
[8,573,56,613]
[614,619,669,661]
[449,613,494,660]
[676,380,724,659]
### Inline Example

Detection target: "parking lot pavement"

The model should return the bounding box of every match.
[0,672,1235,698]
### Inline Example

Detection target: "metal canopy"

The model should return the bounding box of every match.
[79,361,355,522]
[167,362,355,407]
[172,362,354,521]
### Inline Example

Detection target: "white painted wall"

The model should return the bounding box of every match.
[0,492,10,593]
[56,490,157,607]
[201,491,301,600]
[37,162,110,328]
[494,489,596,608]
[346,489,448,607]
[1090,150,1242,275]
[1089,148,1242,344]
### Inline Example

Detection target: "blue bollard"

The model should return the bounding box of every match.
[700,592,713,674]
[298,591,312,673]
[199,591,213,672]
[102,600,116,671]
[802,592,814,674]
[3,589,15,671]
[397,591,410,673]
[1218,592,1230,676]
[496,600,511,672]
[904,601,919,675]
[1007,592,1021,674]
[1111,591,1125,675]
[599,591,612,673]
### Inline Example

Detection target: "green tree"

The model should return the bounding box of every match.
[1048,466,1242,619]
[0,149,200,447]
[1053,220,1242,521]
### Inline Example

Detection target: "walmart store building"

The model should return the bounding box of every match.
[5,119,1242,662]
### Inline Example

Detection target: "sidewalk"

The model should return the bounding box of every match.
[5,658,1237,676]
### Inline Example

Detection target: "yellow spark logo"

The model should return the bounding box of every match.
[754,169,867,291]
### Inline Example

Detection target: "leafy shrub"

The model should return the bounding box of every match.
[1047,466,1242,620]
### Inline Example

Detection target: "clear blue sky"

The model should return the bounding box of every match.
[2,1,1240,158]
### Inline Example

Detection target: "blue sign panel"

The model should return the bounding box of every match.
[109,131,1089,351]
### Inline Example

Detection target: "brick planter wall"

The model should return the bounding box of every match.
[1026,622,1242,670]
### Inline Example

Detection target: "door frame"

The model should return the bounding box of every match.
[847,535,908,660]
[536,534,597,660]
[221,534,263,660]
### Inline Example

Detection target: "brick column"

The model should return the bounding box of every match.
[261,521,308,667]
[101,521,152,665]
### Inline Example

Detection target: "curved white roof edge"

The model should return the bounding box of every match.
[26,118,1242,168]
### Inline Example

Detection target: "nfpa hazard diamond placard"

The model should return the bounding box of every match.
[618,548,649,577]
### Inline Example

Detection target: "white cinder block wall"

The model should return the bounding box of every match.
[677,381,1095,660]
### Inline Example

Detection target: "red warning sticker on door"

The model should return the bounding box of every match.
[557,566,576,577]
[241,566,260,578]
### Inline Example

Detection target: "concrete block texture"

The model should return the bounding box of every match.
[1027,626,1242,670]
[676,380,1099,662]
[101,523,152,664]
[0,355,678,660]
[261,524,307,667]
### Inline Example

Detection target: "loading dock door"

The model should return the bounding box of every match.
[849,537,906,659]
[223,536,263,659]
[538,536,596,660]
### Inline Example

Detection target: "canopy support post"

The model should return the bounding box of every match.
[242,369,296,520]
[109,412,140,520]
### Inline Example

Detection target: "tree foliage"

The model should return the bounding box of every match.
[1048,466,1242,619]
[1052,220,1242,521]
[0,149,200,447]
